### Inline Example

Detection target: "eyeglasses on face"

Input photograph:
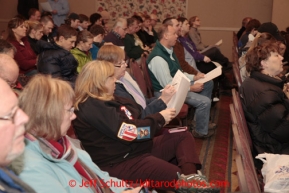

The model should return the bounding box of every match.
[114,60,127,68]
[66,106,75,115]
[0,106,19,124]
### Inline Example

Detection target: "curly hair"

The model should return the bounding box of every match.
[246,41,279,72]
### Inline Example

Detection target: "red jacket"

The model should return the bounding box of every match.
[9,37,37,74]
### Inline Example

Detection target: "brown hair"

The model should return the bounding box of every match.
[189,16,197,26]
[177,17,188,25]
[97,44,125,64]
[89,24,105,37]
[56,25,78,41]
[75,30,93,45]
[246,41,279,72]
[127,17,138,27]
[26,21,43,34]
[247,32,275,52]
[79,14,89,23]
[6,17,26,41]
[40,16,54,25]
[143,14,151,21]
[19,75,75,140]
[245,19,261,33]
[162,17,176,25]
[0,39,16,55]
[75,60,115,109]
[157,24,169,40]
[28,8,39,18]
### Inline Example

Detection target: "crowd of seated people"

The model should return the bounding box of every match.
[235,17,289,174]
[6,5,283,192]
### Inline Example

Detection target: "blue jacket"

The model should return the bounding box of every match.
[48,0,69,26]
[18,136,127,193]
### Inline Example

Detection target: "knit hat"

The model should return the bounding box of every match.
[68,13,80,20]
[258,22,283,41]
[100,11,110,20]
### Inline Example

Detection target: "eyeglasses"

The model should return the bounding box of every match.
[0,106,19,124]
[66,107,75,115]
[114,60,127,68]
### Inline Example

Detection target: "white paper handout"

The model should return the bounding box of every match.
[166,70,190,114]
[40,2,53,12]
[200,39,223,54]
[195,66,222,84]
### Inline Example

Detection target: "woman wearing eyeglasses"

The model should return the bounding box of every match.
[97,45,175,118]
[240,42,289,168]
[15,75,135,193]
[73,60,208,192]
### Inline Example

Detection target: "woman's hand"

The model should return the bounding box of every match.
[159,84,176,104]
[160,108,176,124]
[203,56,211,63]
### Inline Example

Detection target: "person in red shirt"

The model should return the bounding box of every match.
[6,17,37,78]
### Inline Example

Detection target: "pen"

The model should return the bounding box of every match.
[159,83,177,92]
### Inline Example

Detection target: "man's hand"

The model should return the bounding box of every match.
[193,72,205,81]
[190,83,204,92]
[51,10,58,15]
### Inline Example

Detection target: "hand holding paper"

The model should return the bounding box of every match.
[195,66,222,84]
[166,70,190,114]
[159,84,176,104]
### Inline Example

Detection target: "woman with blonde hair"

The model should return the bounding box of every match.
[26,20,43,54]
[73,60,212,192]
[97,44,175,118]
[15,74,133,193]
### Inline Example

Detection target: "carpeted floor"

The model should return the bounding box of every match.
[194,94,239,193]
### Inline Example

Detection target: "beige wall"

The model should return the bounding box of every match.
[186,0,273,60]
[272,0,289,31]
[0,0,18,31]
[0,0,278,60]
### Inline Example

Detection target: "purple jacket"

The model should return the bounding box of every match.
[178,36,205,61]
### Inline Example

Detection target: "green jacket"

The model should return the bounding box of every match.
[124,33,144,59]
[147,40,181,91]
[70,48,92,73]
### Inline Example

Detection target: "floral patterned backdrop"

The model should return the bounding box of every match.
[96,0,186,22]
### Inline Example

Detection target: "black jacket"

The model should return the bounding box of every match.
[240,71,289,155]
[115,82,166,118]
[73,96,165,167]
[27,36,40,55]
[37,40,78,87]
